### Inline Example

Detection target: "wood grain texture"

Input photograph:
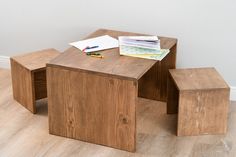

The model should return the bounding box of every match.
[34,70,47,100]
[11,48,60,71]
[167,68,230,136]
[10,49,60,113]
[49,29,177,101]
[178,89,229,136]
[1,68,236,157]
[10,58,35,113]
[47,66,137,152]
[169,67,229,90]
[46,29,177,151]
[167,72,179,114]
[138,43,177,101]
[49,29,177,81]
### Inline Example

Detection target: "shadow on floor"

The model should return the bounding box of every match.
[35,98,48,116]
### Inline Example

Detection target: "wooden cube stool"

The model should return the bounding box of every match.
[10,49,60,113]
[167,67,230,136]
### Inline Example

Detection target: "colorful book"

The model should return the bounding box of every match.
[120,47,170,61]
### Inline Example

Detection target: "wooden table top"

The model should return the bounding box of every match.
[169,67,229,91]
[11,48,60,71]
[48,29,177,80]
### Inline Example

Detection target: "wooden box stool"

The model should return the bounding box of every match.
[10,49,60,113]
[167,67,230,136]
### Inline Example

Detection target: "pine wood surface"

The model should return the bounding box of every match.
[169,67,229,90]
[177,89,229,136]
[1,68,236,157]
[46,29,177,151]
[10,59,35,112]
[48,29,177,80]
[11,48,60,71]
[138,44,177,101]
[34,70,47,100]
[48,29,177,103]
[10,49,60,113]
[47,66,137,151]
[167,68,230,136]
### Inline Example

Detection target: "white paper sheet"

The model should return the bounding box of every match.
[119,36,160,49]
[70,35,118,53]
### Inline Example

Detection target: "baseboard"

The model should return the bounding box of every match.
[0,56,10,69]
[230,86,236,101]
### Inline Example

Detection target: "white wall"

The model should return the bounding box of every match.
[0,0,236,87]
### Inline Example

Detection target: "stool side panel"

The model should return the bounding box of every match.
[47,66,137,152]
[34,70,47,100]
[177,89,229,136]
[167,72,179,114]
[10,58,36,113]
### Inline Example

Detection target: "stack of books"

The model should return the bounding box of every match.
[119,36,170,61]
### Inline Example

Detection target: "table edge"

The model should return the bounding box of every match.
[46,63,144,81]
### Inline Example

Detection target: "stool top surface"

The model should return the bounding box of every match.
[11,49,60,71]
[48,29,177,80]
[169,68,229,90]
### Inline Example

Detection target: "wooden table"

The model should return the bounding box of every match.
[47,29,177,152]
[10,49,60,113]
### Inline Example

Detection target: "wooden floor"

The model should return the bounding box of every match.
[0,68,236,157]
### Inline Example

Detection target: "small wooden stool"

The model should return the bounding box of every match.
[167,67,230,136]
[10,49,60,113]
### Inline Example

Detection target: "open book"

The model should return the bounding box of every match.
[119,36,169,61]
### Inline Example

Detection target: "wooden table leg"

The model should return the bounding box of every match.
[47,66,137,152]
[138,44,177,102]
[167,73,179,114]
